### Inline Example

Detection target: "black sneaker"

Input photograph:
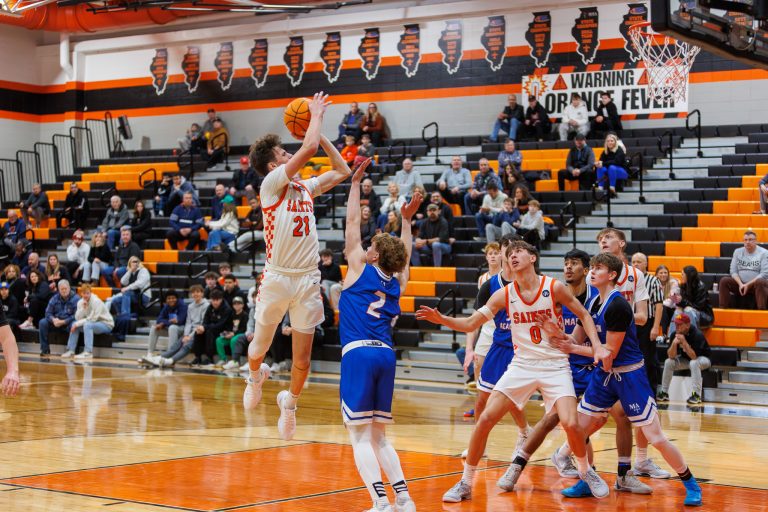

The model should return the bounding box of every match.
[190,357,202,366]
[656,390,669,402]
[686,392,702,405]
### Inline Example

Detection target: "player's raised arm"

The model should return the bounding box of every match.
[0,327,20,397]
[417,285,505,333]
[343,160,373,283]
[397,191,423,292]
[285,92,331,179]
[317,135,355,194]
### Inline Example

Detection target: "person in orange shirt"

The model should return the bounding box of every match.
[340,135,358,165]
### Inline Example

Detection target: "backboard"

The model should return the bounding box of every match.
[650,0,768,69]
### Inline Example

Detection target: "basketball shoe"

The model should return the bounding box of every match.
[277,389,297,440]
[243,363,271,410]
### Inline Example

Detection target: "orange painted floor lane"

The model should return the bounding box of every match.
[0,443,492,511]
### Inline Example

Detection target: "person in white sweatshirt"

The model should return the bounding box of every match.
[108,257,151,318]
[65,230,91,284]
[61,284,114,359]
[206,200,240,251]
[515,199,545,248]
[558,92,590,141]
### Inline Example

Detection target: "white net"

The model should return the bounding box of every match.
[629,23,701,103]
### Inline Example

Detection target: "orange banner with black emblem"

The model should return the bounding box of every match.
[572,7,600,65]
[359,27,381,80]
[438,20,463,74]
[285,36,305,87]
[321,32,342,83]
[215,42,234,91]
[150,48,168,96]
[182,46,201,94]
[398,24,421,78]
[525,12,552,68]
[482,16,506,72]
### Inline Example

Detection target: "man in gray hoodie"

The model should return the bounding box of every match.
[719,230,768,309]
[146,284,209,367]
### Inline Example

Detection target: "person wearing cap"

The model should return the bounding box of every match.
[557,134,596,191]
[412,203,451,266]
[206,118,230,169]
[230,156,259,200]
[0,282,21,340]
[657,312,711,405]
[522,95,551,142]
[205,199,239,252]
[216,294,249,369]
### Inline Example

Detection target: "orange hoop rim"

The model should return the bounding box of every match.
[628,21,654,38]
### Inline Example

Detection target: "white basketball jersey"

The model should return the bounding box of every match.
[477,271,496,342]
[587,263,648,307]
[506,275,567,362]
[260,165,321,275]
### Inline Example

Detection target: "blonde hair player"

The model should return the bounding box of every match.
[242,92,359,441]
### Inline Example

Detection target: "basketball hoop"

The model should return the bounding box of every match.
[628,21,701,103]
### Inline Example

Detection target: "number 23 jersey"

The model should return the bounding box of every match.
[506,275,567,362]
[339,264,401,348]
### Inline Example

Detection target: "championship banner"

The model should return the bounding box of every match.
[215,42,234,91]
[249,39,269,88]
[284,36,305,87]
[150,48,168,96]
[481,16,506,72]
[522,68,689,117]
[438,20,463,74]
[321,32,342,83]
[525,12,552,68]
[182,46,201,94]
[398,24,421,77]
[572,7,600,65]
[359,27,381,80]
[621,4,648,62]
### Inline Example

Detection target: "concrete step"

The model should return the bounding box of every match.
[736,361,768,370]
[395,363,466,384]
[704,385,768,406]
[757,340,768,347]
[680,136,745,148]
[545,242,597,254]
[728,371,768,384]
[406,350,458,364]
[609,191,680,202]
[644,168,710,179]
[578,217,648,228]
[656,156,723,168]
[399,358,461,371]
[592,203,665,214]
[674,146,738,157]
[419,340,455,350]
[745,351,768,362]
[429,332,460,343]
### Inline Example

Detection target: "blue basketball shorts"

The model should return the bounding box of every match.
[340,340,396,425]
[570,363,595,397]
[578,365,658,427]
[477,342,515,393]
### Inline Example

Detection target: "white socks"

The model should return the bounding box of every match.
[635,446,648,465]
[575,455,589,474]
[462,463,477,485]
[283,392,299,410]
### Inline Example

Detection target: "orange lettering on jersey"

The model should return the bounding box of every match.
[512,309,553,324]
[621,290,634,302]
[286,199,314,213]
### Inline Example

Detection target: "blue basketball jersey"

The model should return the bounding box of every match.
[488,273,513,348]
[588,289,644,367]
[564,285,597,367]
[339,264,401,348]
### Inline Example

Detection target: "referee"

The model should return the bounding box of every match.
[0,304,20,397]
[632,252,664,392]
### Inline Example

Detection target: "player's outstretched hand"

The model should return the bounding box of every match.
[309,92,331,117]
[534,313,563,339]
[594,344,614,372]
[2,371,20,397]
[401,191,423,222]
[415,305,443,325]
[351,158,372,184]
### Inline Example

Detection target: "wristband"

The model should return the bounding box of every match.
[478,305,494,321]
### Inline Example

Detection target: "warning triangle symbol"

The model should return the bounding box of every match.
[638,69,649,85]
[553,74,567,90]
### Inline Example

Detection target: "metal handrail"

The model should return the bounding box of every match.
[592,176,613,228]
[23,226,36,253]
[69,125,94,167]
[657,130,675,180]
[100,186,117,208]
[139,280,164,313]
[52,133,77,177]
[422,121,440,164]
[209,132,230,171]
[0,159,22,207]
[85,118,111,160]
[177,149,200,184]
[629,152,645,204]
[139,168,158,196]
[386,140,407,166]
[16,150,42,187]
[34,142,60,181]
[685,110,703,158]
[0,168,5,205]
[558,201,578,248]
[105,112,117,154]
[187,252,213,279]
[435,288,458,349]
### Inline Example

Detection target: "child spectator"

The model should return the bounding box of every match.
[216,296,249,369]
[515,199,545,248]
[341,135,358,165]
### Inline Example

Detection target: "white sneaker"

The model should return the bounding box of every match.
[160,357,175,368]
[277,389,297,440]
[243,363,270,410]
[270,362,280,374]
[61,350,75,359]
[394,496,416,512]
[223,360,238,370]
[631,458,672,479]
[442,480,472,503]
[551,450,580,478]
[460,448,487,459]
[19,320,33,330]
[239,362,250,372]
[74,352,93,360]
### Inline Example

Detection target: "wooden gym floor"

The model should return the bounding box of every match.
[0,360,767,511]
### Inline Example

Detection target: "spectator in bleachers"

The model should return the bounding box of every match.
[656,264,680,336]
[394,158,423,198]
[231,197,263,252]
[55,182,89,230]
[412,204,451,266]
[112,227,142,285]
[83,231,112,285]
[319,249,343,310]
[474,182,507,240]
[759,172,768,214]
[65,230,90,284]
[378,182,405,228]
[488,94,525,143]
[45,254,70,293]
[211,184,233,221]
[146,284,208,368]
[166,174,199,214]
[669,265,714,335]
[0,282,21,340]
[522,95,551,142]
[417,190,454,226]
[146,290,187,359]
[719,230,768,309]
[61,283,114,360]
[337,101,363,144]
[202,108,225,134]
[360,206,377,249]
[438,156,472,212]
[206,119,230,169]
[222,274,246,306]
[230,156,259,201]
[353,134,376,171]
[167,192,204,251]
[21,252,44,279]
[206,200,239,252]
[515,199,544,248]
[203,271,222,299]
[558,92,590,141]
[512,185,532,215]
[359,178,382,215]
[360,102,387,146]
[215,295,249,369]
[154,174,172,216]
[341,135,358,165]
[632,252,665,391]
[109,256,151,319]
[499,162,525,199]
[557,133,596,191]
[657,312,711,405]
[591,91,623,136]
[193,288,232,366]
[100,195,130,250]
[595,132,628,198]
[2,264,25,308]
[497,139,522,174]
[382,211,402,237]
[485,197,519,243]
[230,289,258,371]
[19,183,50,229]
[178,123,205,155]
[38,279,79,356]
[10,242,29,270]
[217,263,237,287]
[1,210,26,253]
[128,201,152,246]
[464,158,500,215]
[19,269,49,329]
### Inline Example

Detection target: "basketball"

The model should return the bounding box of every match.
[283,97,311,139]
